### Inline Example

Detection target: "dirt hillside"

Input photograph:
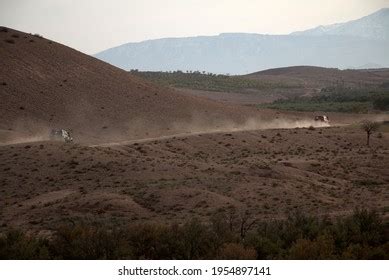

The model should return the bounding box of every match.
[0,27,263,144]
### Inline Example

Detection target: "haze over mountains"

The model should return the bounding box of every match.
[291,7,389,40]
[95,8,389,74]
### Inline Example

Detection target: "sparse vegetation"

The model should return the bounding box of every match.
[0,209,387,260]
[260,86,389,113]
[260,100,372,113]
[373,96,389,111]
[129,70,296,93]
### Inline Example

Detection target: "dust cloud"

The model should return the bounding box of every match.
[171,114,330,135]
[0,119,51,145]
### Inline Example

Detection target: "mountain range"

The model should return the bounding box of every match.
[95,8,389,74]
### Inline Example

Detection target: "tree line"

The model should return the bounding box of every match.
[0,208,388,260]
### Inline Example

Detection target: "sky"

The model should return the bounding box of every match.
[0,0,388,54]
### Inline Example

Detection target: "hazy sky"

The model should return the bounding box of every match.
[0,0,388,54]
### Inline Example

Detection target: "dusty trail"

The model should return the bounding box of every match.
[90,124,332,148]
[90,131,211,147]
[0,122,328,147]
[3,112,387,147]
[90,118,335,148]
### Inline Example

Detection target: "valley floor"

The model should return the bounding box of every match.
[1,124,388,233]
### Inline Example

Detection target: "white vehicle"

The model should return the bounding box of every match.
[314,115,329,123]
[50,129,73,143]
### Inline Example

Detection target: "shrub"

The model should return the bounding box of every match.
[373,96,389,111]
[288,234,334,259]
[0,230,50,259]
[50,225,131,259]
[4,39,15,44]
[244,235,281,259]
[218,243,257,259]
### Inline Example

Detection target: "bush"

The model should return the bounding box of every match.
[289,234,334,259]
[4,39,15,44]
[373,96,389,111]
[0,230,50,259]
[50,225,133,259]
[218,243,257,259]
[244,235,281,259]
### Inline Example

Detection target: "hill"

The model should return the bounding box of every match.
[246,66,389,113]
[0,27,263,144]
[129,67,389,107]
[246,66,389,88]
[95,9,389,74]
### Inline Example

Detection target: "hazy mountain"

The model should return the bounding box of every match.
[95,9,389,74]
[292,8,389,41]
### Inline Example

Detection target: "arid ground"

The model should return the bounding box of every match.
[1,121,389,233]
[1,27,389,237]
